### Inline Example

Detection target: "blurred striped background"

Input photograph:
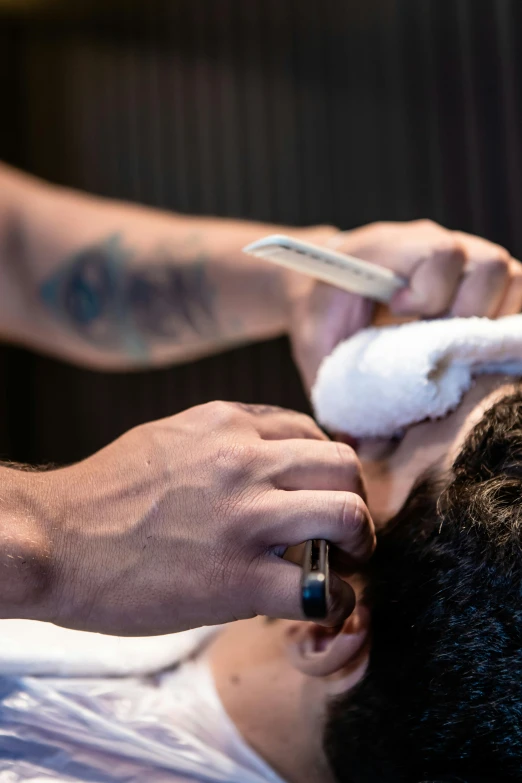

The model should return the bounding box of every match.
[1,0,521,463]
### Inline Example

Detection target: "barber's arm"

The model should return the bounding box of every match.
[0,401,373,635]
[2,163,521,387]
[2,163,521,638]
[0,162,335,370]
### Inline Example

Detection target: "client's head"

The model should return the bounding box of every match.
[326,381,522,782]
[209,376,522,783]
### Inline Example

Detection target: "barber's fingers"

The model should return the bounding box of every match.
[391,241,465,316]
[262,490,375,562]
[253,555,356,627]
[232,403,329,442]
[496,259,522,316]
[450,261,509,317]
[266,439,366,497]
[389,228,516,319]
[449,232,511,317]
[204,401,328,441]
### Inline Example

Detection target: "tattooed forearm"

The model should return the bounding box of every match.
[39,235,216,358]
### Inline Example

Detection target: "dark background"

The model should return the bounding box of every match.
[1,0,521,465]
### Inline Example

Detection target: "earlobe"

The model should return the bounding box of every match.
[285,602,370,678]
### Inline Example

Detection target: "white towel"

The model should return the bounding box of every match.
[312,314,522,438]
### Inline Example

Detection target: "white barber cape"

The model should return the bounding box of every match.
[0,620,286,783]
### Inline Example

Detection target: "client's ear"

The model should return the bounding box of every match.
[284,599,370,679]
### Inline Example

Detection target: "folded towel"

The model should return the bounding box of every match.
[312,314,522,438]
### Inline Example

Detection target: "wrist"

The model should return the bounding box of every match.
[202,219,338,345]
[297,224,340,246]
[194,218,339,345]
[0,466,56,621]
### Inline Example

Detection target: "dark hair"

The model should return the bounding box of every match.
[324,388,522,783]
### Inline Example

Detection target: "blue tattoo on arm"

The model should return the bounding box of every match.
[40,235,216,358]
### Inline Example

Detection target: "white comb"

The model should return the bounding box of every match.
[243,234,406,303]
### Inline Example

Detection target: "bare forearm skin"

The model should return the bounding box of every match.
[0,163,336,370]
[0,464,56,620]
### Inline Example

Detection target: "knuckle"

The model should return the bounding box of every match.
[296,412,323,437]
[512,271,522,292]
[414,218,438,230]
[299,411,317,427]
[417,283,452,315]
[482,255,510,280]
[432,239,464,266]
[204,400,241,428]
[339,493,372,556]
[334,441,358,481]
[510,257,522,273]
[364,221,393,241]
[275,409,325,440]
[341,492,363,531]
